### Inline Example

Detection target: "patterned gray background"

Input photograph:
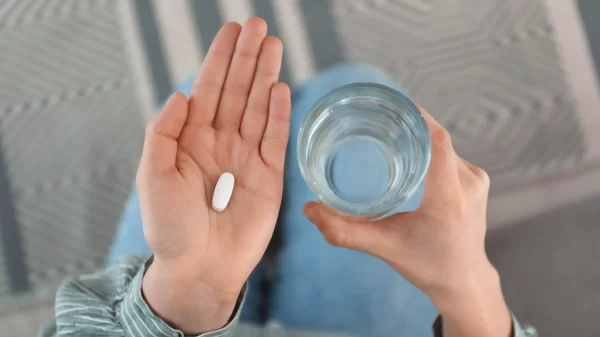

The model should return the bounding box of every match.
[333,0,588,185]
[1,1,599,335]
[0,0,144,301]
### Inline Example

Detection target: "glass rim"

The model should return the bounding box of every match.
[297,82,431,216]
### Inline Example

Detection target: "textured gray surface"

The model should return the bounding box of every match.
[332,0,587,187]
[487,195,600,337]
[0,0,143,300]
[578,0,600,81]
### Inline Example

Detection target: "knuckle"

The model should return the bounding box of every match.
[323,226,346,247]
[245,99,268,116]
[431,128,453,151]
[477,168,490,187]
[471,174,490,195]
[234,49,258,62]
[470,165,490,188]
[144,119,159,138]
[256,66,279,79]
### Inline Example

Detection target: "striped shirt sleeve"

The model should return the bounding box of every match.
[432,314,538,337]
[41,255,245,337]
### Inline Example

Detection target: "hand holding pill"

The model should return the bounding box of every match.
[135,18,291,334]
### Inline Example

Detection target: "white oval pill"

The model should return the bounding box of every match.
[212,172,235,212]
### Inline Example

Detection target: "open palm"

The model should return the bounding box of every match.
[136,18,290,297]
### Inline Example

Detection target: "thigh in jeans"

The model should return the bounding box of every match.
[270,63,438,337]
[105,76,264,323]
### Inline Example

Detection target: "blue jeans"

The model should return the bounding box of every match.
[107,64,437,337]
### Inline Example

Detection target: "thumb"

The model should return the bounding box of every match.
[303,202,391,257]
[139,92,188,175]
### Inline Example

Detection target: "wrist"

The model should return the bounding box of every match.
[427,259,500,310]
[429,262,512,337]
[142,259,241,335]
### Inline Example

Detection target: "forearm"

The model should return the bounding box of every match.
[142,259,240,335]
[431,264,512,337]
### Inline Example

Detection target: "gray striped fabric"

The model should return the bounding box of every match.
[39,255,536,337]
[1,0,600,311]
[39,255,352,337]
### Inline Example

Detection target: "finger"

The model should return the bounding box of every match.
[214,17,268,131]
[139,92,188,175]
[416,105,458,180]
[416,104,453,153]
[186,22,242,127]
[240,36,283,143]
[261,83,291,171]
[303,202,392,257]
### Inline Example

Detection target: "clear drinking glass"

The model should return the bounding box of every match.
[297,83,431,216]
